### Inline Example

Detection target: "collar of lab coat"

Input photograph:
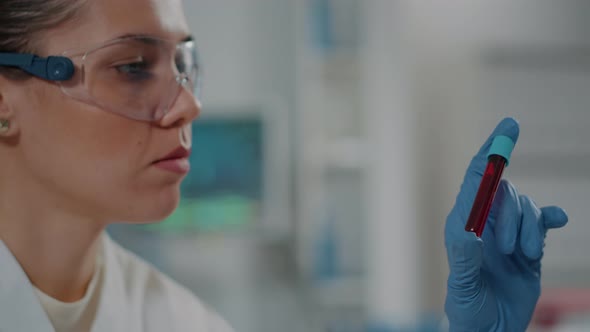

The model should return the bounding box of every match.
[0,240,55,331]
[0,233,128,332]
[90,233,128,332]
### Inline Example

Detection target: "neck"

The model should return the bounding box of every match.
[0,175,105,302]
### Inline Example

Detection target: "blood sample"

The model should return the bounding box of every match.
[465,135,515,237]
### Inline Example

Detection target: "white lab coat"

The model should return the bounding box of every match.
[0,233,234,332]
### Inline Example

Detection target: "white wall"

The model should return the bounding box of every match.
[183,0,296,107]
[360,0,590,322]
[404,0,590,308]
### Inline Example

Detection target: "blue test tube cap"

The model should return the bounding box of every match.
[487,135,515,166]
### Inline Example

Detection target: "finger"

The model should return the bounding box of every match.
[541,206,569,230]
[519,195,544,260]
[474,117,520,160]
[493,180,522,254]
[453,117,520,221]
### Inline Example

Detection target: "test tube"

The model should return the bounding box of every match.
[465,135,515,237]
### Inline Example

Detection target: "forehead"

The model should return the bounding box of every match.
[45,0,190,53]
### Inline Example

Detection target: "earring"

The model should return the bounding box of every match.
[0,119,9,134]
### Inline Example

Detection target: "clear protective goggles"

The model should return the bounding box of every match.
[0,35,200,122]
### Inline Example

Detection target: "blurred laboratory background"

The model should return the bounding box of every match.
[108,1,590,331]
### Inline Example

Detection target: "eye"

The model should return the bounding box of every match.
[114,58,153,81]
[175,56,187,74]
[175,47,197,75]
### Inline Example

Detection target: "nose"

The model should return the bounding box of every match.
[157,85,201,128]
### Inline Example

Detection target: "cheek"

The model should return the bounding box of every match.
[22,87,146,171]
[17,84,158,213]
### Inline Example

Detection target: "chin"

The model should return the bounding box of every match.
[116,188,181,223]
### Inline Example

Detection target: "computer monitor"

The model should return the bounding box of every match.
[142,102,291,239]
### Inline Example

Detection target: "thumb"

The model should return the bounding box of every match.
[445,232,488,324]
[446,231,483,292]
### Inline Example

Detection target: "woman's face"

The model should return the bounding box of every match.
[2,0,200,223]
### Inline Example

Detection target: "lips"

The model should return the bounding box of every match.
[155,146,191,162]
[153,147,191,174]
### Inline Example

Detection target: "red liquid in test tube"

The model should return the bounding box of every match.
[465,135,514,237]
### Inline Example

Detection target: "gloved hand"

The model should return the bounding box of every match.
[444,117,568,331]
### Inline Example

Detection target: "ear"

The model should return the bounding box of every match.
[0,76,20,137]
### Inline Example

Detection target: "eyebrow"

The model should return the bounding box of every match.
[113,33,194,44]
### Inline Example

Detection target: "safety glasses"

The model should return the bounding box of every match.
[0,35,201,122]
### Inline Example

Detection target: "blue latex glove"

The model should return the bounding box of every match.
[444,118,568,331]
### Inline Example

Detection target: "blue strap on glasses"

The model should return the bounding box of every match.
[0,53,74,81]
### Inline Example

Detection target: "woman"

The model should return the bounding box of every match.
[0,0,568,331]
[0,0,232,331]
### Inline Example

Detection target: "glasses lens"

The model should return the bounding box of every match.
[176,40,201,96]
[60,36,200,122]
